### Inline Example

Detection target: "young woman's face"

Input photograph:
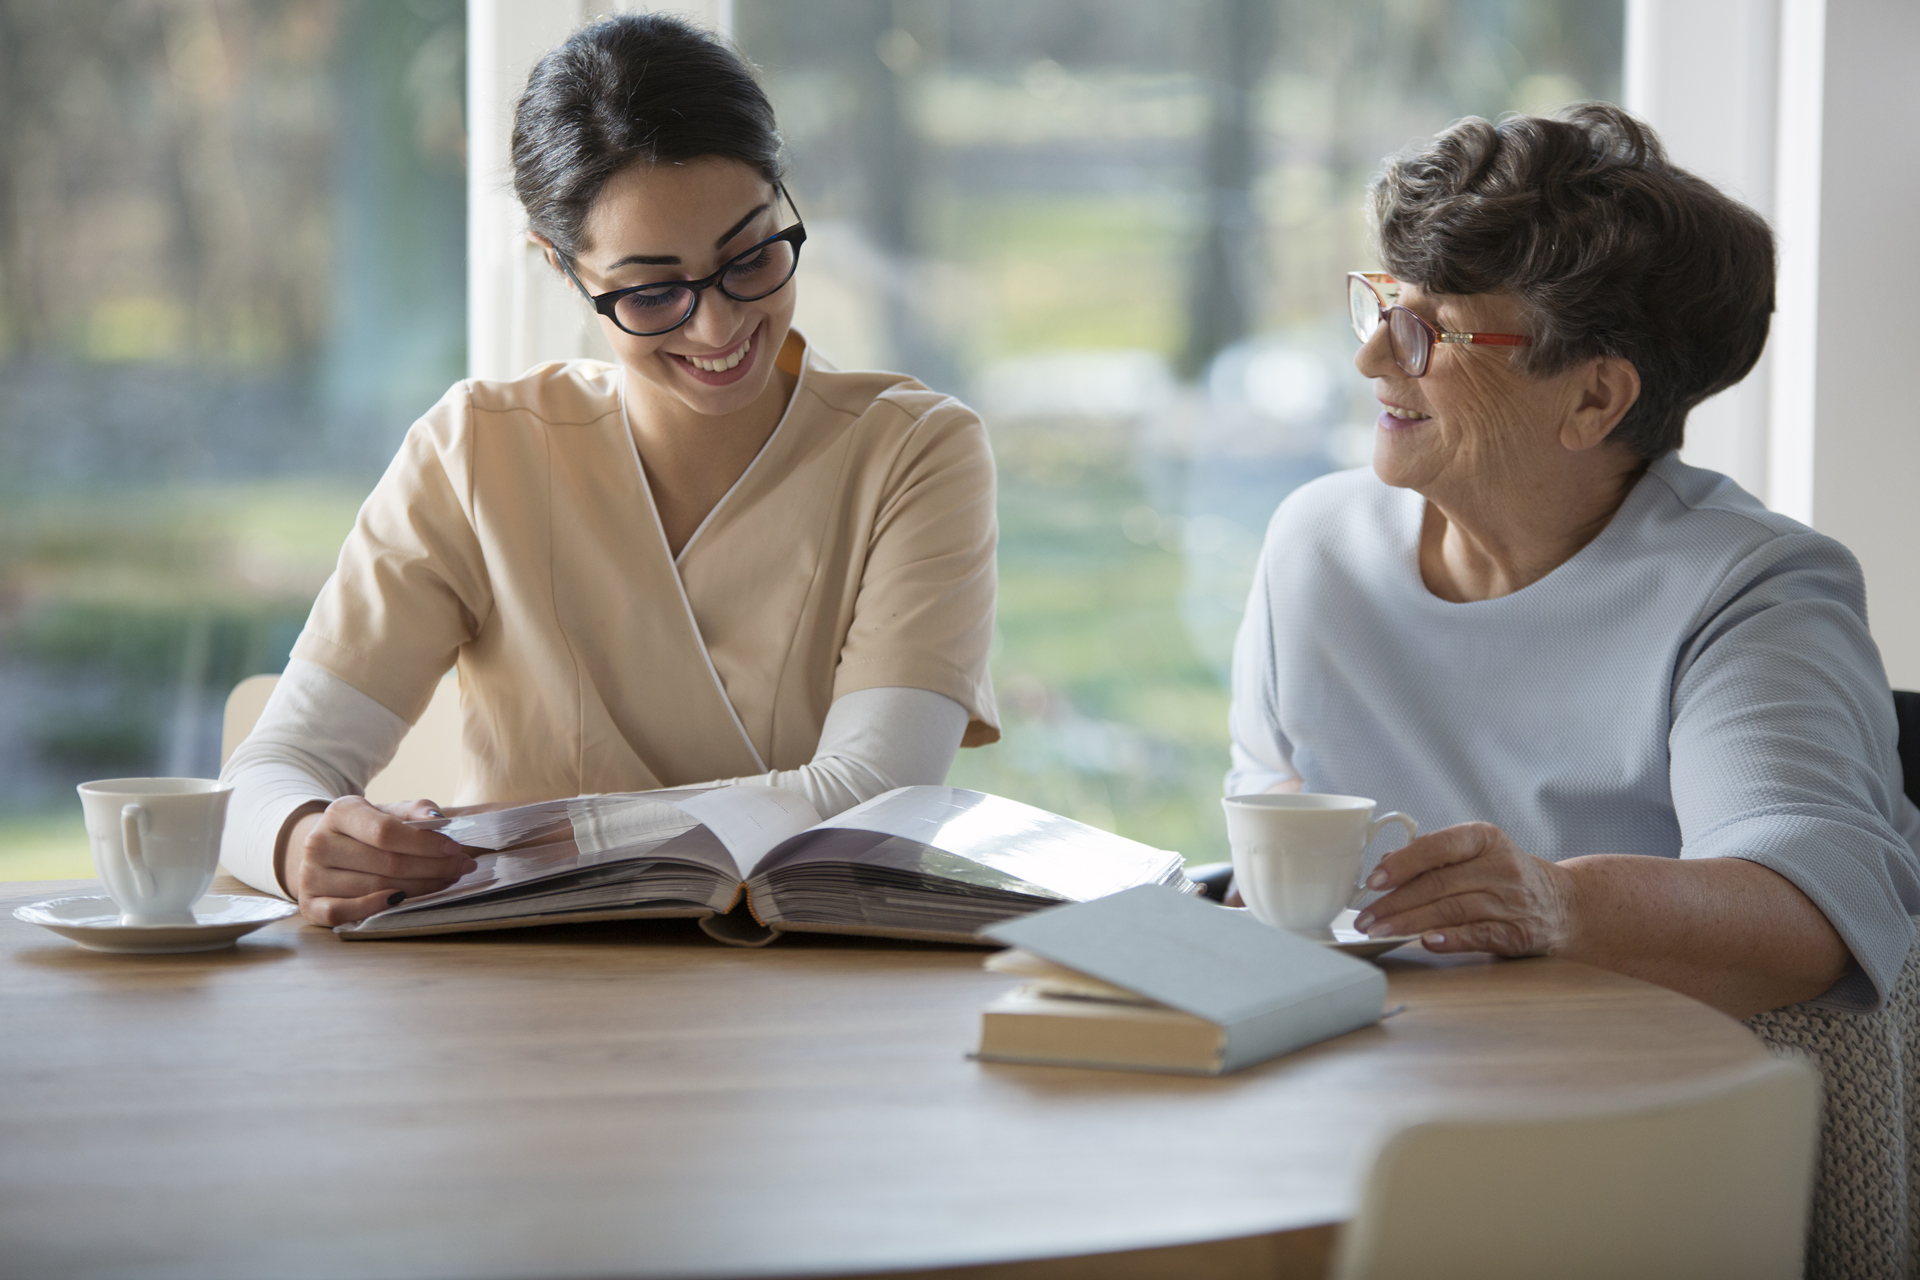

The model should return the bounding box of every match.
[567,157,798,419]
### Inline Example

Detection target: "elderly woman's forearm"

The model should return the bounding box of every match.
[1557,854,1852,1019]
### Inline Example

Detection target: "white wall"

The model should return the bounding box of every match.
[1795,1,1920,687]
[1629,0,1920,686]
[1625,0,1778,500]
[466,1,733,383]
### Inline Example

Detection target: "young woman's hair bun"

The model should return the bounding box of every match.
[511,12,784,259]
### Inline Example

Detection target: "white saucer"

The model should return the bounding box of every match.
[1214,905,1423,958]
[12,894,299,954]
[1325,908,1423,959]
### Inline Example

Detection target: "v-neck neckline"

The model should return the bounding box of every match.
[605,333,812,775]
[617,332,811,569]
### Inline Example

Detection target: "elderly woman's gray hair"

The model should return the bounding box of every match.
[1368,103,1774,460]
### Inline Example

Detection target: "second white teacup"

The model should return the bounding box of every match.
[77,778,232,927]
[1221,793,1419,936]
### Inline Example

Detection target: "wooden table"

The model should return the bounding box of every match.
[1,878,1769,1280]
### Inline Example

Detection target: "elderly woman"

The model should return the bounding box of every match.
[1228,104,1920,1019]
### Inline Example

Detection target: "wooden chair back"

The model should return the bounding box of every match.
[1330,1056,1821,1280]
[221,673,461,806]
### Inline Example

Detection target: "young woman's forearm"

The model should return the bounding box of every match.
[716,687,967,817]
[218,659,410,897]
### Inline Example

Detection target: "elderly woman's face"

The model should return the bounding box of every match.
[1355,284,1589,495]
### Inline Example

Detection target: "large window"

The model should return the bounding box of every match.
[0,0,1623,879]
[0,0,466,877]
[736,0,1622,861]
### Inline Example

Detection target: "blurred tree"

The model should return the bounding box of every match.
[323,0,467,451]
[0,0,337,364]
[1179,0,1274,379]
[0,0,467,813]
[0,0,466,487]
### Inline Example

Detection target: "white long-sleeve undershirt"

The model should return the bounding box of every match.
[217,657,968,899]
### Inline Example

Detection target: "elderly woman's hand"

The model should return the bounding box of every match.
[1353,822,1578,956]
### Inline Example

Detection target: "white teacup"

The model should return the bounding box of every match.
[1221,793,1419,937]
[77,778,233,927]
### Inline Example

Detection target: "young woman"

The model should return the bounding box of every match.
[220,13,999,926]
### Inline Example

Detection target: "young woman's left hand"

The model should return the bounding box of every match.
[1353,821,1578,956]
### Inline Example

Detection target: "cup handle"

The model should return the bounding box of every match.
[1349,813,1421,906]
[1368,811,1420,848]
[120,803,156,899]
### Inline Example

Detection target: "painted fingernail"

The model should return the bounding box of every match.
[1354,911,1376,931]
[1425,932,1446,947]
[427,807,445,819]
[1366,870,1389,890]
[387,891,407,906]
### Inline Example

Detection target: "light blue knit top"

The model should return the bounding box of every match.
[1227,453,1920,1010]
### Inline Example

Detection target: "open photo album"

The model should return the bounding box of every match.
[335,785,1198,946]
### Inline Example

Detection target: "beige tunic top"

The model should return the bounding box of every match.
[291,332,999,807]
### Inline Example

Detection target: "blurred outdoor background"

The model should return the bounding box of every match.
[0,0,1620,879]
[0,0,466,876]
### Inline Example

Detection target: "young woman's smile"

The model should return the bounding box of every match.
[666,319,761,386]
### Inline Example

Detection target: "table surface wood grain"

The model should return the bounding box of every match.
[0,877,1769,1280]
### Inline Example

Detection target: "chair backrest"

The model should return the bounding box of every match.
[1894,690,1919,805]
[221,673,463,807]
[1746,943,1920,1277]
[1330,1056,1821,1280]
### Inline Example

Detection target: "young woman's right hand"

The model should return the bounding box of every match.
[283,796,478,927]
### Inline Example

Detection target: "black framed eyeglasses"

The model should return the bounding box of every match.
[556,186,807,337]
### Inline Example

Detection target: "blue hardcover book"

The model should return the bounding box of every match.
[976,884,1387,1075]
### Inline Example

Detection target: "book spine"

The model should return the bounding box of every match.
[1218,970,1387,1073]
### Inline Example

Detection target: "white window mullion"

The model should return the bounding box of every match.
[467,1,733,383]
[1625,0,1780,503]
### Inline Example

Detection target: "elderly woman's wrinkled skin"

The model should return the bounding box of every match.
[1331,287,1851,1020]
[1365,285,1642,601]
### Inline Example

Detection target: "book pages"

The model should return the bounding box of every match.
[428,788,715,851]
[983,947,1162,1006]
[345,786,1204,947]
[763,787,1190,901]
[571,795,706,864]
[670,785,821,877]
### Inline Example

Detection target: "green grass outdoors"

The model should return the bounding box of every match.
[947,466,1237,865]
[0,810,94,882]
[0,479,364,609]
[0,478,366,883]
[934,194,1191,363]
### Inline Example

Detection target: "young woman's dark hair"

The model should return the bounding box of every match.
[1368,103,1775,459]
[510,13,784,259]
